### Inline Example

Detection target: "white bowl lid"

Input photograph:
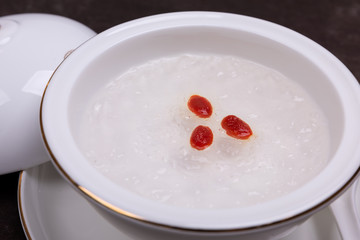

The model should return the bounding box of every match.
[0,13,96,174]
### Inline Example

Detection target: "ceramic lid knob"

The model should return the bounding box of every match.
[0,13,96,174]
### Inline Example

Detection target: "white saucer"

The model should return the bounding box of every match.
[18,162,343,240]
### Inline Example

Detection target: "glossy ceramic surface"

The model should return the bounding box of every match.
[0,13,95,174]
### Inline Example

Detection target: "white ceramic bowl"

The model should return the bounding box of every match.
[40,12,360,239]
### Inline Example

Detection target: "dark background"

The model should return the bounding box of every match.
[1,0,360,239]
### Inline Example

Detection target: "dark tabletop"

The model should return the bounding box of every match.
[1,0,360,239]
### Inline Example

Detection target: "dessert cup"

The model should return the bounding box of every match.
[40,12,360,240]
